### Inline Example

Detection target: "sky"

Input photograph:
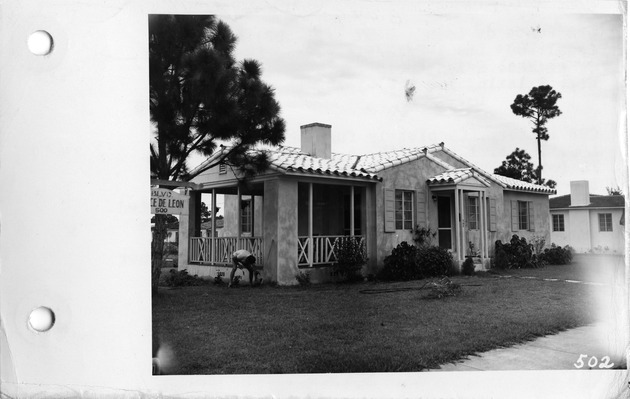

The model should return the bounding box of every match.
[191,5,626,197]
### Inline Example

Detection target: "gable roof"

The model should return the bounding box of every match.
[192,142,555,194]
[550,194,625,209]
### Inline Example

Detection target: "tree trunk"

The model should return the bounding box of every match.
[536,135,542,185]
[152,213,167,295]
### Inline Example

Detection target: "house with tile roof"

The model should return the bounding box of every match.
[549,181,625,254]
[177,123,556,284]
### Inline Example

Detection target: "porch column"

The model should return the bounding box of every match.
[350,185,355,237]
[263,179,299,285]
[211,188,216,265]
[454,188,461,261]
[308,182,313,267]
[479,190,487,263]
[237,186,242,240]
[460,189,466,262]
[178,190,200,271]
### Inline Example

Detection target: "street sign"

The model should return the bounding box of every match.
[151,188,189,215]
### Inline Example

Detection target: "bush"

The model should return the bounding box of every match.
[541,244,573,265]
[378,242,453,281]
[417,246,453,278]
[162,269,209,287]
[378,241,420,281]
[334,237,368,282]
[424,277,462,299]
[462,257,475,276]
[493,235,544,269]
[411,226,436,248]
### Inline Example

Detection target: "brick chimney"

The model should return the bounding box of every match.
[300,123,331,159]
[570,180,590,206]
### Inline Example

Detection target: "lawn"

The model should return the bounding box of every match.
[152,257,613,375]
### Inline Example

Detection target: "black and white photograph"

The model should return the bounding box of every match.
[1,1,627,398]
[149,5,627,380]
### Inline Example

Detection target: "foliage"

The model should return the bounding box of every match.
[467,241,479,257]
[424,277,462,299]
[151,214,178,224]
[462,257,475,276]
[149,14,286,182]
[411,226,436,248]
[334,237,368,282]
[149,15,286,293]
[295,271,311,286]
[493,235,544,269]
[378,242,420,281]
[213,275,225,285]
[378,242,453,281]
[417,246,454,278]
[606,186,624,196]
[162,269,209,287]
[541,244,573,265]
[494,148,556,188]
[510,85,562,184]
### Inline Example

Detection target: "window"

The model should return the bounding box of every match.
[395,190,414,230]
[552,214,564,232]
[467,196,479,230]
[241,198,253,235]
[518,201,529,230]
[599,213,613,232]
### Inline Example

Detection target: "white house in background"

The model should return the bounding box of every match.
[549,180,625,254]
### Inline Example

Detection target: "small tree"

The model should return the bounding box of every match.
[510,85,562,184]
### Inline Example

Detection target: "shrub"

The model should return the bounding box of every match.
[417,246,453,278]
[213,275,225,285]
[411,226,436,248]
[541,244,573,265]
[424,277,462,299]
[295,271,311,286]
[334,237,368,282]
[462,257,475,276]
[493,235,543,269]
[378,241,420,281]
[162,269,209,287]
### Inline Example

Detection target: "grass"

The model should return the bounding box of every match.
[152,257,613,374]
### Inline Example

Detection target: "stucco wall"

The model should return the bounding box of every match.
[500,191,551,244]
[549,208,624,253]
[589,209,625,253]
[375,157,446,265]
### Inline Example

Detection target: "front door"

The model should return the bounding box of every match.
[437,196,452,249]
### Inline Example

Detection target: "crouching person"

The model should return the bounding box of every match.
[229,249,259,287]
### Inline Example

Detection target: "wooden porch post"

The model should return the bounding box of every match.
[308,182,313,267]
[237,186,242,240]
[454,188,461,261]
[211,188,216,265]
[460,189,466,262]
[350,185,355,237]
[479,191,488,263]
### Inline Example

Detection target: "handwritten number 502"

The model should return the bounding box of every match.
[574,354,614,369]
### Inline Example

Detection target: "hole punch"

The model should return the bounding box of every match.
[28,306,55,332]
[27,30,54,56]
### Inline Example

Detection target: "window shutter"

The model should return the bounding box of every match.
[416,189,427,228]
[384,188,395,232]
[511,200,518,231]
[488,198,497,232]
[528,201,535,231]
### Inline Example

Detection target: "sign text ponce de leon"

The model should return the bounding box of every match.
[151,188,189,215]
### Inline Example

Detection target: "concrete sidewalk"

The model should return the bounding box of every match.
[434,323,626,371]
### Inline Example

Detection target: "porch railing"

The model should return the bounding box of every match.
[298,235,365,266]
[189,236,264,266]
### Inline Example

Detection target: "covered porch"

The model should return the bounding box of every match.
[428,169,492,267]
[178,176,375,284]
